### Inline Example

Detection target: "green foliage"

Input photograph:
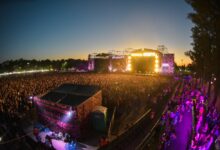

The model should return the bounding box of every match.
[185,0,220,104]
[185,0,220,80]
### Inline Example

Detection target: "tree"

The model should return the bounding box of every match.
[185,0,220,105]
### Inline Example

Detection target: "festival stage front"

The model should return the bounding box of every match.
[88,48,174,74]
[33,84,102,139]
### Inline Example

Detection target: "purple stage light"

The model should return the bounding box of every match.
[67,111,72,117]
[60,110,76,123]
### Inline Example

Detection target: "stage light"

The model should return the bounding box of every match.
[131,53,142,56]
[155,68,159,73]
[127,63,131,71]
[127,66,131,71]
[0,137,2,142]
[129,51,161,73]
[143,52,156,56]
[67,111,72,117]
[127,58,132,71]
[162,63,169,67]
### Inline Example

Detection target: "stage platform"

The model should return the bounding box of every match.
[24,122,101,150]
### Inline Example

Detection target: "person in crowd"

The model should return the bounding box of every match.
[159,77,220,150]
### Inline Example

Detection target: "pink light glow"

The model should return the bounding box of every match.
[51,139,67,150]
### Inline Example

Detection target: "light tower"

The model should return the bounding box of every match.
[157,45,168,54]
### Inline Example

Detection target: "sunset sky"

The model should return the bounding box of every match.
[1,0,193,65]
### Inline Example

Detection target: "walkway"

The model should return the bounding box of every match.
[166,110,192,150]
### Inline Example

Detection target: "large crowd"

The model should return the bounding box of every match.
[1,72,219,149]
[0,72,171,120]
[159,79,192,149]
[0,72,171,149]
[191,91,220,149]
[158,77,220,150]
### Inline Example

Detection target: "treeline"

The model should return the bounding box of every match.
[185,0,220,105]
[0,58,88,73]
